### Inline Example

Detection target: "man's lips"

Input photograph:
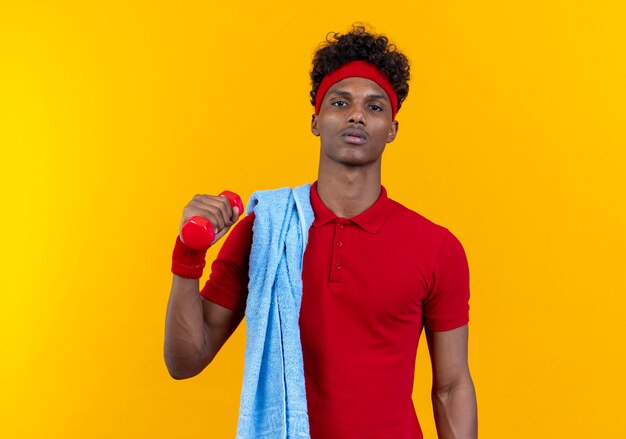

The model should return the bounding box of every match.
[341,128,369,145]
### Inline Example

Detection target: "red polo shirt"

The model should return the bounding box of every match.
[200,182,470,439]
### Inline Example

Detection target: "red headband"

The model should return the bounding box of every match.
[315,60,398,119]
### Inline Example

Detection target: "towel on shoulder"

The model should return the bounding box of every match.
[236,183,314,439]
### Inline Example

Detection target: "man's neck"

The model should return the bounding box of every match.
[316,165,382,218]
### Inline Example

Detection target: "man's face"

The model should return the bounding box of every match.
[311,77,399,168]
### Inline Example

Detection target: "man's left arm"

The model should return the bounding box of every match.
[426,323,478,439]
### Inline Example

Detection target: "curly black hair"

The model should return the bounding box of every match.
[310,25,410,111]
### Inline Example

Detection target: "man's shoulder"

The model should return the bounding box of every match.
[385,199,468,267]
[387,198,449,235]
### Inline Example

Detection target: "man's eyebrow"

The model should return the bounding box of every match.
[329,90,389,102]
[329,90,352,97]
[366,93,389,102]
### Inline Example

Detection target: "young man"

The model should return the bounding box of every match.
[165,26,478,438]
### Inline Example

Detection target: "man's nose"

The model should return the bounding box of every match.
[348,107,366,125]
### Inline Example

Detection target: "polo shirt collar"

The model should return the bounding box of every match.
[310,180,391,234]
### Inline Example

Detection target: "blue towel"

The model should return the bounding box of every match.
[235,184,314,439]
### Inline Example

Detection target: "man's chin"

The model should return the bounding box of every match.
[320,148,382,169]
[336,154,381,168]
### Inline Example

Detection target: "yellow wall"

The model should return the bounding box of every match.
[2,1,625,437]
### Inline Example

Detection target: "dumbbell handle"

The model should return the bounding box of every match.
[180,190,244,250]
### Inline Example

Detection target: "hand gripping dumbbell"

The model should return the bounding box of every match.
[180,190,244,250]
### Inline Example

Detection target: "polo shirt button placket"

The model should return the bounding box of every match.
[330,220,346,283]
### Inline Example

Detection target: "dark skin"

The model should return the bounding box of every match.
[165,196,242,379]
[164,76,477,438]
[311,77,398,218]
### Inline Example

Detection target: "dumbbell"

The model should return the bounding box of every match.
[180,190,244,250]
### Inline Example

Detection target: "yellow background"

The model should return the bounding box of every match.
[1,1,625,437]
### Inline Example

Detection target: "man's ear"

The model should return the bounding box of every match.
[387,120,399,143]
[311,114,320,136]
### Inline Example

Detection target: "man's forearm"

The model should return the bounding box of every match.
[432,378,478,439]
[163,275,209,379]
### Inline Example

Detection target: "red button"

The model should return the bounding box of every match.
[336,263,342,270]
[339,224,344,229]
[337,241,343,248]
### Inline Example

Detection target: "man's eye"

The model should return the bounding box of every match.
[332,100,347,107]
[370,104,383,111]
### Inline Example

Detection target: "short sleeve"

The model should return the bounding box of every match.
[199,212,255,313]
[423,230,471,331]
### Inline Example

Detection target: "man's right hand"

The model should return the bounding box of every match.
[179,194,241,247]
